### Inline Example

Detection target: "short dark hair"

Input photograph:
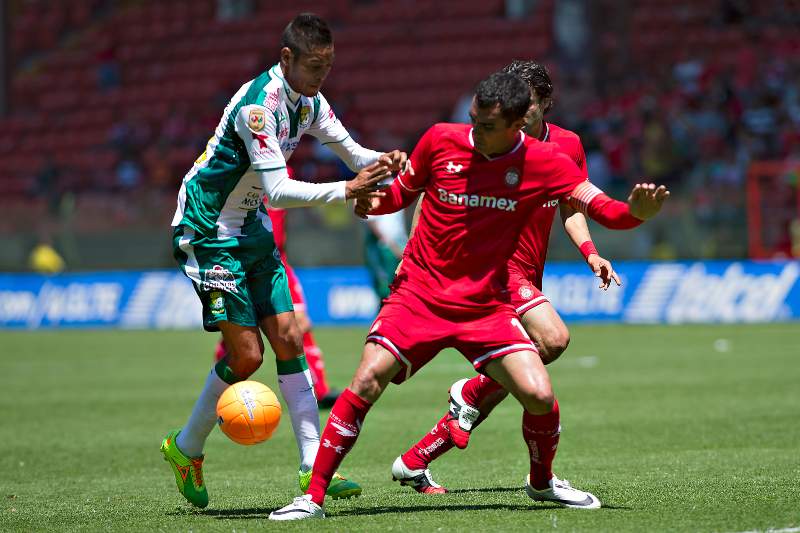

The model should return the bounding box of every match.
[474,72,531,125]
[280,13,333,58]
[502,60,554,114]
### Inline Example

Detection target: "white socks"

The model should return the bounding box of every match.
[176,368,229,458]
[277,360,321,471]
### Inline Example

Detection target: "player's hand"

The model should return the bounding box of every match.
[378,150,412,175]
[354,196,381,219]
[628,183,670,220]
[346,162,392,200]
[587,254,621,290]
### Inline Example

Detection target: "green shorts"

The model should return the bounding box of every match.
[173,225,293,331]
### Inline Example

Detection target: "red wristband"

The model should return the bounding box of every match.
[579,241,598,260]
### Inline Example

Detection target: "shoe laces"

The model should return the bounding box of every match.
[553,477,572,489]
[190,457,205,487]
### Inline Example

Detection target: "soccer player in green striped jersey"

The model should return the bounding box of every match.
[161,13,407,508]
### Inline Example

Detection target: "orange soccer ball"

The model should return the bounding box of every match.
[216,381,282,445]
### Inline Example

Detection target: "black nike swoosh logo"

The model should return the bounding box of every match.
[539,495,595,506]
[271,508,314,516]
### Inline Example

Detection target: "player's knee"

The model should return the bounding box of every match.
[228,346,264,378]
[276,322,304,354]
[518,383,554,415]
[538,327,570,364]
[349,367,384,403]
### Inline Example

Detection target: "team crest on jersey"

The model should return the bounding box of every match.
[505,168,520,187]
[248,109,266,132]
[518,286,533,300]
[209,291,225,315]
[299,106,312,127]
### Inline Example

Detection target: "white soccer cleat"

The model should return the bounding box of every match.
[525,475,601,509]
[391,456,447,494]
[268,494,325,521]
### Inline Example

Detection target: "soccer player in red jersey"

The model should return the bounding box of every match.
[391,60,632,494]
[269,72,668,520]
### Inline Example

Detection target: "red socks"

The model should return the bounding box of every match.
[461,374,504,406]
[302,331,330,399]
[307,388,371,505]
[401,414,456,470]
[522,398,560,490]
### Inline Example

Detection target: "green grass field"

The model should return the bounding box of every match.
[1,324,799,532]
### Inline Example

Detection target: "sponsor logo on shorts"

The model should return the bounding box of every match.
[505,167,520,187]
[248,108,266,132]
[209,291,226,315]
[437,188,518,212]
[542,199,559,208]
[518,286,533,300]
[203,265,238,293]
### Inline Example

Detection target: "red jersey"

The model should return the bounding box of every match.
[391,123,585,311]
[510,123,588,285]
[267,166,293,258]
[268,207,287,256]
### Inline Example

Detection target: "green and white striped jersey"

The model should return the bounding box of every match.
[172,63,381,239]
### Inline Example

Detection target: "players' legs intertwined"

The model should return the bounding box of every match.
[396,301,571,490]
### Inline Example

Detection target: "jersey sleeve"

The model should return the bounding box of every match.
[234,104,286,171]
[368,125,438,215]
[544,150,587,200]
[397,124,437,193]
[306,93,383,171]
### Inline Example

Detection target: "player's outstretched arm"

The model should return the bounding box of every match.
[567,181,670,230]
[560,203,621,290]
[261,162,390,209]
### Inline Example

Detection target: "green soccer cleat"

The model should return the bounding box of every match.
[160,429,209,508]
[298,469,362,500]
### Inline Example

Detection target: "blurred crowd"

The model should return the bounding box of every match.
[3,0,799,270]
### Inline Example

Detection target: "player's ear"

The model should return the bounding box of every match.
[280,47,294,68]
[510,116,526,132]
[542,97,554,114]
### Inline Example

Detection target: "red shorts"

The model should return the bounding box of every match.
[507,263,549,316]
[366,285,537,384]
[284,262,306,311]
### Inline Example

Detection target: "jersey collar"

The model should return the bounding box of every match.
[540,122,550,142]
[271,63,302,107]
[468,129,525,161]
